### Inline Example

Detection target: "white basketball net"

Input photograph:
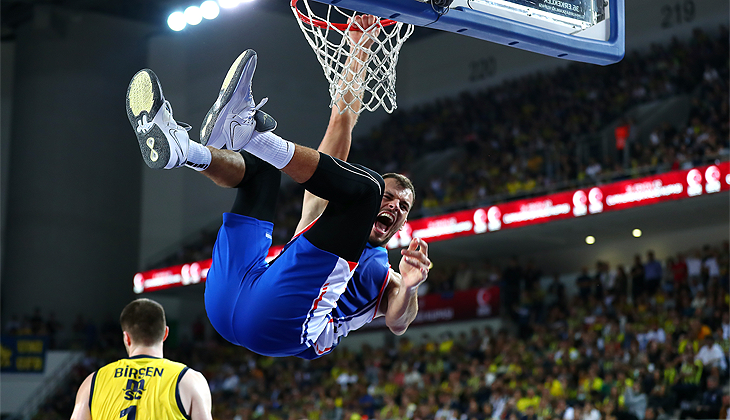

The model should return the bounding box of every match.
[292,0,414,114]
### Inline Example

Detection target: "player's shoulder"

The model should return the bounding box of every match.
[358,245,389,273]
[159,356,188,368]
[82,370,96,386]
[362,242,388,260]
[178,367,211,394]
[181,367,206,382]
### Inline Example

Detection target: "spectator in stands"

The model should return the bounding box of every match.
[624,382,648,420]
[644,251,662,295]
[670,253,688,289]
[685,251,703,291]
[630,255,646,300]
[454,262,474,291]
[576,267,592,299]
[584,159,602,181]
[546,274,567,309]
[695,335,728,372]
[703,247,721,283]
[523,260,542,292]
[680,376,724,419]
[502,257,523,319]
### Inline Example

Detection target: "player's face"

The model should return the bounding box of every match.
[369,178,413,247]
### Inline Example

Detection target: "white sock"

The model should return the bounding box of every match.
[184,141,212,171]
[243,131,295,170]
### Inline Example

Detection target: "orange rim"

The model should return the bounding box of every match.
[291,0,397,31]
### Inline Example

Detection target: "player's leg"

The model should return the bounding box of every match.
[126,66,271,190]
[297,152,384,261]
[228,151,281,223]
[197,49,383,261]
[126,65,284,346]
[218,158,380,357]
[232,137,383,262]
[204,151,282,345]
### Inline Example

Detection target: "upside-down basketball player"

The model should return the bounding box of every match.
[124,15,430,359]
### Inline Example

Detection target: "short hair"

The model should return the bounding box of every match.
[382,173,416,205]
[119,298,166,346]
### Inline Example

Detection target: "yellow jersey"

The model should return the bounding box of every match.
[89,355,189,420]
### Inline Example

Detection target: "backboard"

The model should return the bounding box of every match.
[307,0,625,65]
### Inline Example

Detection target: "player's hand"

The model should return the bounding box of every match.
[398,238,430,290]
[348,14,380,50]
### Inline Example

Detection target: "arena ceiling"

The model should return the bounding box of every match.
[0,0,291,40]
[0,0,439,42]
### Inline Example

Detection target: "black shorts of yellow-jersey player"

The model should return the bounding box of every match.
[70,299,213,420]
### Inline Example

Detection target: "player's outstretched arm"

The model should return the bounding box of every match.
[179,369,213,420]
[295,14,381,234]
[381,238,430,335]
[70,373,94,420]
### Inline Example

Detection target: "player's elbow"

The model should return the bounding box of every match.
[386,316,409,336]
[388,324,408,336]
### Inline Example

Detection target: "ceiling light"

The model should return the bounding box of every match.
[184,6,203,25]
[168,12,187,31]
[201,1,220,19]
[219,0,240,8]
[585,236,595,245]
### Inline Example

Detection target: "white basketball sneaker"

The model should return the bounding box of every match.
[200,49,277,152]
[126,69,195,170]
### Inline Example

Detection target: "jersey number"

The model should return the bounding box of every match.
[120,406,137,420]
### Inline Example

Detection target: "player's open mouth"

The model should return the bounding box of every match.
[374,211,395,235]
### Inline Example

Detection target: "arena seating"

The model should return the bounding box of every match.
[27,240,730,420]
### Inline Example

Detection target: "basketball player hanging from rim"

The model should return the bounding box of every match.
[125,15,430,359]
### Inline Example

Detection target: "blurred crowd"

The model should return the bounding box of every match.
[142,26,729,271]
[2,309,147,352]
[31,240,730,420]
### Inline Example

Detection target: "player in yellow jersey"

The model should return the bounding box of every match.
[70,298,212,420]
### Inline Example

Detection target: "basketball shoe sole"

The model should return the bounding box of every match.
[126,69,172,169]
[126,69,192,169]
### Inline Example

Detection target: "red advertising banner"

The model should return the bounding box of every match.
[362,286,501,329]
[134,163,729,293]
[133,245,283,294]
[386,162,729,248]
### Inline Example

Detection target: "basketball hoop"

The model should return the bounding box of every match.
[291,0,414,114]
